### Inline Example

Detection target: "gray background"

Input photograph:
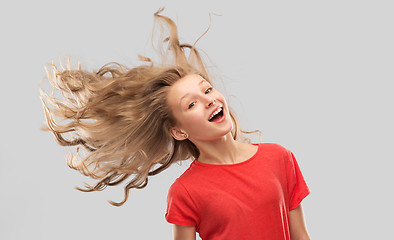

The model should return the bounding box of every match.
[1,0,393,239]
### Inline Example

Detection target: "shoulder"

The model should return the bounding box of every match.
[168,162,199,193]
[167,178,195,204]
[168,178,187,195]
[258,143,295,167]
[260,142,290,155]
[172,160,207,185]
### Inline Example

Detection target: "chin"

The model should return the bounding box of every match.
[216,122,234,139]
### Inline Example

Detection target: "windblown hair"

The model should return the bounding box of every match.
[40,8,260,206]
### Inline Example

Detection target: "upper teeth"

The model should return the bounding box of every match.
[209,107,222,120]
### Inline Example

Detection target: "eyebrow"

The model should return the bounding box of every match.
[179,80,206,105]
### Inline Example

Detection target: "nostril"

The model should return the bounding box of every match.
[208,99,216,107]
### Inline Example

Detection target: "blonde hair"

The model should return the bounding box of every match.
[40,8,260,206]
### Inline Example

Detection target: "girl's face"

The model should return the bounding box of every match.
[167,74,233,142]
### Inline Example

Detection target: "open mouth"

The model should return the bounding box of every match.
[208,108,224,122]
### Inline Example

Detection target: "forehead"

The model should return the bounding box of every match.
[175,74,206,87]
[170,74,207,95]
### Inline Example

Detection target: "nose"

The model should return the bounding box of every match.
[208,98,216,107]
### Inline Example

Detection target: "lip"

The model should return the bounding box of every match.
[208,105,223,121]
[214,108,226,123]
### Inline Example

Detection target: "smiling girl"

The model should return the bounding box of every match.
[40,8,311,240]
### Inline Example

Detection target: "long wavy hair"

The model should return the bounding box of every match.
[40,8,260,206]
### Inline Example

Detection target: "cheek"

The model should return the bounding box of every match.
[188,111,206,124]
[214,91,226,103]
[180,111,206,129]
[174,111,190,126]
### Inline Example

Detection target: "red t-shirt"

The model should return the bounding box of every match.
[165,143,311,240]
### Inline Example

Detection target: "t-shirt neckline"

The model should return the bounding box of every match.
[192,143,260,167]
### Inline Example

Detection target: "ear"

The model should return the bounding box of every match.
[169,126,188,141]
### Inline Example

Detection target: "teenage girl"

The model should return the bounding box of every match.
[40,8,311,240]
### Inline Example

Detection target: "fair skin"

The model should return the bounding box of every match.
[166,74,310,240]
[167,74,255,165]
[289,204,311,240]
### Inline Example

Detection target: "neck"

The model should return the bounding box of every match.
[191,132,251,165]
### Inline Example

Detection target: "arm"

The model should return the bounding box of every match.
[172,224,196,240]
[289,204,311,240]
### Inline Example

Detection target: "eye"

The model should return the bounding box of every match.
[187,87,212,109]
[188,102,195,109]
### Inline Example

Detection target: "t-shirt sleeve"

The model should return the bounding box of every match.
[285,149,311,210]
[165,179,198,226]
